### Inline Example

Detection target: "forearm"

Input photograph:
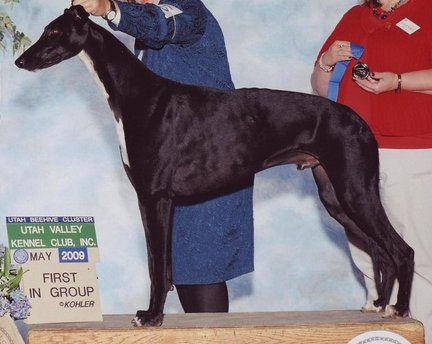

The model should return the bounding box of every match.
[113,0,205,47]
[349,67,432,95]
[310,41,352,97]
[72,0,205,48]
[113,1,170,47]
[310,63,332,97]
[400,69,432,94]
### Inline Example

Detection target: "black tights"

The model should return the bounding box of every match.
[176,281,229,313]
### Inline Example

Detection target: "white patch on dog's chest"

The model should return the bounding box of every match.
[115,118,130,167]
[78,51,131,167]
[78,51,109,99]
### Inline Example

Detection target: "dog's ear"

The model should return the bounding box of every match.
[65,5,89,22]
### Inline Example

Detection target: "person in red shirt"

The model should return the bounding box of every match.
[311,0,432,342]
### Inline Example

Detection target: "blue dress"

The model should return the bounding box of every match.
[111,0,254,284]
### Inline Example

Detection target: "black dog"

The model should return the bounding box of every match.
[15,6,414,326]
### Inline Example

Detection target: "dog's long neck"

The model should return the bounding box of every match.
[78,21,161,119]
[77,21,164,168]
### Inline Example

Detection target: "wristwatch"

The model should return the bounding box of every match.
[103,0,117,22]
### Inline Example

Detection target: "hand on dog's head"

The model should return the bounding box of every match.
[65,5,89,22]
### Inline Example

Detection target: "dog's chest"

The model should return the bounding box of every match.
[114,117,130,167]
[78,52,131,167]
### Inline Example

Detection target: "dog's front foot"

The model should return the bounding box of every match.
[132,310,164,327]
[361,299,383,313]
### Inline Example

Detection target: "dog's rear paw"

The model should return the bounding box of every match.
[132,310,164,327]
[361,299,383,313]
[382,305,409,319]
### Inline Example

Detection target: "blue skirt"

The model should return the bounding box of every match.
[171,185,254,285]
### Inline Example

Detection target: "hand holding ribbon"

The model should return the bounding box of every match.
[327,42,364,101]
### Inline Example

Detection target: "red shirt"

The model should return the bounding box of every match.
[318,0,432,148]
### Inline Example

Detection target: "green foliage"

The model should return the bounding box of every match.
[0,0,31,55]
[0,247,25,296]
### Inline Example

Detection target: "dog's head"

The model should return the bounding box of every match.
[15,6,90,71]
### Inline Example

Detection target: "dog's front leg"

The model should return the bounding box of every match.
[133,195,173,327]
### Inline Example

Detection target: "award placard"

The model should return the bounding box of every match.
[6,216,102,324]
[18,263,102,324]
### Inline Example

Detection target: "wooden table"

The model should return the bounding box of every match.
[26,310,425,344]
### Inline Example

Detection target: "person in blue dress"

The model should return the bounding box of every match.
[72,0,254,312]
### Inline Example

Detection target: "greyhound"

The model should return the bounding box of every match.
[15,6,414,326]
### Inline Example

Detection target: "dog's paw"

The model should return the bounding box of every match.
[361,299,383,313]
[132,310,164,327]
[382,304,409,319]
[382,305,399,318]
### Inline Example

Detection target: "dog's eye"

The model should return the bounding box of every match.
[50,29,60,36]
[46,28,61,37]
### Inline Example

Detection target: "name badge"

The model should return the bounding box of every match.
[157,4,183,18]
[396,18,420,35]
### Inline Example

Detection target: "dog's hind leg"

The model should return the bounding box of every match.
[326,163,414,317]
[383,228,414,318]
[345,200,413,317]
[312,165,395,311]
[133,194,174,327]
